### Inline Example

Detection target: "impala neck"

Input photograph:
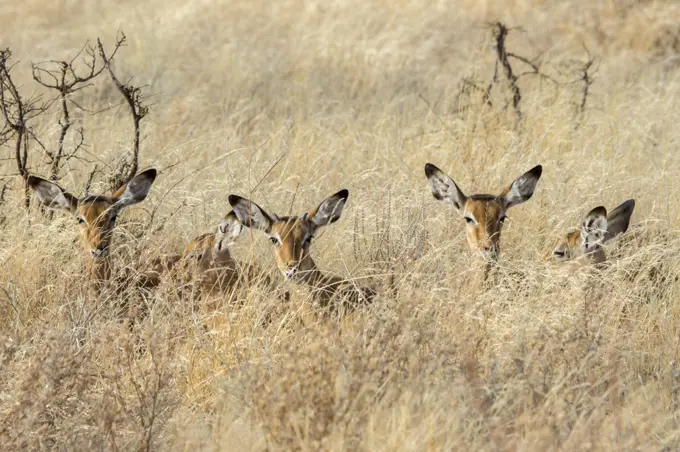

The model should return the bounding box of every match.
[86,256,112,290]
[295,256,347,306]
[210,247,235,266]
[585,248,607,265]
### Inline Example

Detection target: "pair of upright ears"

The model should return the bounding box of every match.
[580,199,635,254]
[27,169,158,214]
[226,189,349,233]
[424,163,543,211]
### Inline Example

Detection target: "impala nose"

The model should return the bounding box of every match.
[481,245,499,260]
[90,246,108,259]
[283,267,297,280]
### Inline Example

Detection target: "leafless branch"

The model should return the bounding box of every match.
[31,38,124,180]
[0,48,48,208]
[579,51,597,116]
[97,32,149,190]
[82,164,100,197]
[472,23,567,126]
[0,179,9,226]
[490,22,522,121]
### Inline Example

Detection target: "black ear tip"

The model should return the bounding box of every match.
[590,206,607,217]
[224,210,238,220]
[142,168,158,180]
[424,163,438,177]
[27,175,41,187]
[532,165,543,177]
[228,195,241,206]
[337,189,349,200]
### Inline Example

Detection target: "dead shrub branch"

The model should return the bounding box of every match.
[31,38,124,180]
[98,32,150,190]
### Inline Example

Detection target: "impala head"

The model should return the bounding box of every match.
[28,169,157,261]
[552,199,635,263]
[182,211,243,261]
[425,163,542,260]
[214,210,243,253]
[229,189,348,280]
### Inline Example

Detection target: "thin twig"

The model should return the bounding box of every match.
[98,32,149,189]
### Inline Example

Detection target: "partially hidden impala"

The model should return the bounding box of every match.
[229,189,375,308]
[424,162,543,261]
[551,199,635,264]
[28,169,157,290]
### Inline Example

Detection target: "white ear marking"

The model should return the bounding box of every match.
[502,165,542,209]
[424,163,467,211]
[27,176,78,213]
[308,189,348,227]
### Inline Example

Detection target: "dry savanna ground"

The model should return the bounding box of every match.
[2,0,680,450]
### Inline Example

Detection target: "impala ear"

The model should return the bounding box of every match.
[27,176,78,213]
[111,169,157,210]
[217,211,243,244]
[228,195,274,233]
[501,165,543,209]
[424,163,467,212]
[580,206,608,255]
[605,199,635,242]
[307,189,349,228]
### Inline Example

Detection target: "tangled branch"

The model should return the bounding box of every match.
[98,32,150,190]
[0,49,49,207]
[31,39,124,179]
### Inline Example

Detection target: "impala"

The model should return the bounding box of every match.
[178,210,245,295]
[424,163,543,261]
[28,169,157,289]
[551,199,635,264]
[229,189,374,308]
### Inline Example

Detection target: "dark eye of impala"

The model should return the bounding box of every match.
[269,236,280,245]
[464,217,475,225]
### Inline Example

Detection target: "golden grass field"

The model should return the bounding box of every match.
[2,0,680,449]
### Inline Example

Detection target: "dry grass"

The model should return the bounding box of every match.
[2,0,680,450]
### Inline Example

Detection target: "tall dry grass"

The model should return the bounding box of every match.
[2,0,680,449]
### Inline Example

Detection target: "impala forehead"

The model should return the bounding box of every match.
[270,218,313,243]
[463,197,504,222]
[566,230,581,247]
[77,200,114,225]
[554,230,580,250]
[183,233,215,256]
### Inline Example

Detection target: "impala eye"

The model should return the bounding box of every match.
[499,215,507,224]
[464,217,475,225]
[269,236,280,246]
[77,217,86,225]
[553,250,565,259]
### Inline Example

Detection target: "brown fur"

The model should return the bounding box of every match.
[175,229,284,308]
[27,169,157,291]
[180,232,240,295]
[425,163,543,261]
[552,200,635,265]
[462,197,505,256]
[229,190,375,310]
